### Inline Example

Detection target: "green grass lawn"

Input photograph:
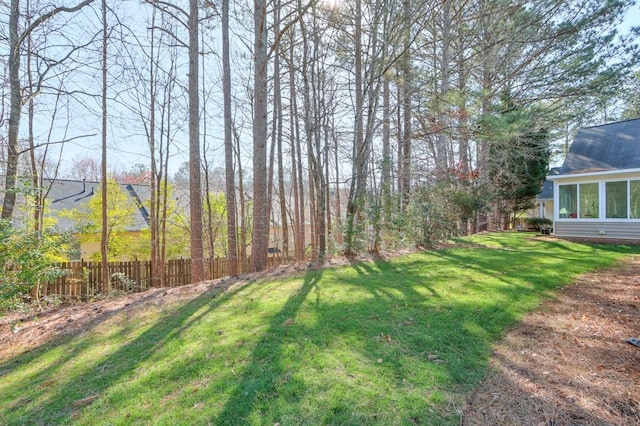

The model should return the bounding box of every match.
[1,233,638,425]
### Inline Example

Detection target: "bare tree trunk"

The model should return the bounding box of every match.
[396,77,403,204]
[100,0,109,294]
[27,98,40,232]
[324,125,331,244]
[188,0,204,283]
[251,0,269,272]
[289,60,302,260]
[476,8,493,233]
[313,9,326,261]
[300,8,326,261]
[287,34,305,261]
[267,101,276,252]
[400,0,412,208]
[202,27,215,267]
[203,167,215,261]
[295,106,306,261]
[156,40,177,287]
[382,74,392,221]
[2,0,22,220]
[148,10,160,287]
[435,0,451,175]
[26,32,40,231]
[345,0,365,255]
[233,124,248,271]
[308,163,317,258]
[159,86,171,286]
[333,123,342,245]
[273,1,288,258]
[456,14,470,235]
[222,0,238,275]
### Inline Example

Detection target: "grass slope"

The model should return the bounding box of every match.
[1,233,637,425]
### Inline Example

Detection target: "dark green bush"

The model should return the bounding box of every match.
[524,217,553,230]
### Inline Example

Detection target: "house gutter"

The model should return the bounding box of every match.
[547,167,640,181]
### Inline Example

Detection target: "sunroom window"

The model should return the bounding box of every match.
[606,181,628,219]
[631,180,640,218]
[579,183,599,219]
[559,184,577,218]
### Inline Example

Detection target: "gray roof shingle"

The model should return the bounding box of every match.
[42,179,150,232]
[559,118,640,174]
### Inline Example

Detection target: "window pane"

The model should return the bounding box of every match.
[606,181,627,219]
[631,181,640,218]
[579,183,599,219]
[559,184,577,219]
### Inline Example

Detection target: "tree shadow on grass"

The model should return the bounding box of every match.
[214,269,323,424]
[4,237,633,424]
[211,258,517,424]
[0,279,257,425]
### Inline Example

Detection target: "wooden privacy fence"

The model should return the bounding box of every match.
[39,255,292,299]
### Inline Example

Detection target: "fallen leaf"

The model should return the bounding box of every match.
[283,318,295,326]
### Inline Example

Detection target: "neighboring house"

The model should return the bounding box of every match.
[547,118,640,240]
[43,178,150,259]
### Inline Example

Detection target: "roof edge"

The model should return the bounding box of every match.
[548,167,640,180]
[578,117,640,131]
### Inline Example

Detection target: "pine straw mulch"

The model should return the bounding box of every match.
[462,255,640,425]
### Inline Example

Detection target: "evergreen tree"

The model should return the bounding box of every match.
[486,95,551,221]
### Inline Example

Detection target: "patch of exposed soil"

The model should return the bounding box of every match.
[463,256,640,425]
[0,261,330,360]
[0,254,367,361]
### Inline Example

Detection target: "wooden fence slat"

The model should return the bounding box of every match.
[42,254,293,300]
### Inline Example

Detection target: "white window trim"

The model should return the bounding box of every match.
[555,178,640,221]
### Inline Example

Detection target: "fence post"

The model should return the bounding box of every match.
[134,258,141,291]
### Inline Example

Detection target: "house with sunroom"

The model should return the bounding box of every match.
[547,118,640,241]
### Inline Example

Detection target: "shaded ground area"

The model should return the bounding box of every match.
[0,261,324,360]
[2,250,640,425]
[463,255,640,425]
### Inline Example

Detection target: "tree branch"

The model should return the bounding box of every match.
[17,133,98,156]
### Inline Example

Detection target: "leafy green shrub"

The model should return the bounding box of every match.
[0,220,70,310]
[405,186,458,246]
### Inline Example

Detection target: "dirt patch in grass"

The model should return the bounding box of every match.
[463,256,640,425]
[0,261,322,360]
[0,256,363,361]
